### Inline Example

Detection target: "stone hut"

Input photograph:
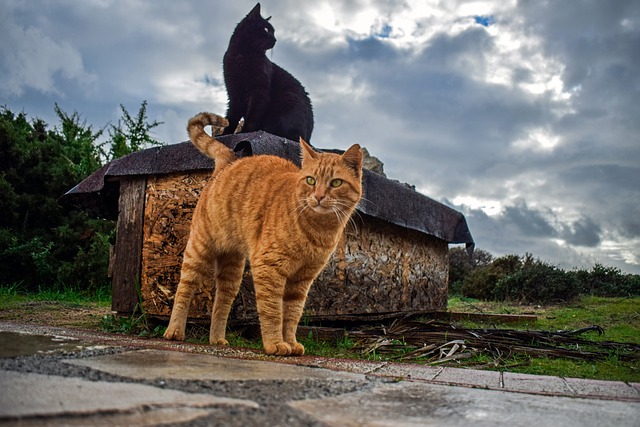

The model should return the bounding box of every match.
[61,132,474,324]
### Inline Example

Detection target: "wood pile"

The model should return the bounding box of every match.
[351,319,640,364]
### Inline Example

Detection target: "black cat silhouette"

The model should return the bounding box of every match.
[222,3,314,142]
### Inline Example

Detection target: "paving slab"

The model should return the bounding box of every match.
[502,371,574,395]
[64,349,366,382]
[564,377,640,401]
[431,366,501,389]
[306,357,387,375]
[370,361,442,381]
[0,370,258,425]
[289,380,640,427]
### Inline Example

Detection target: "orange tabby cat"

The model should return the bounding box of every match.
[164,112,363,356]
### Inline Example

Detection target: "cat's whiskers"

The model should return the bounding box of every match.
[330,206,343,224]
[293,198,310,222]
[331,199,361,232]
[347,209,364,233]
[355,195,374,211]
[330,202,350,224]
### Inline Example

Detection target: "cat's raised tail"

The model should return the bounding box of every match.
[188,112,237,173]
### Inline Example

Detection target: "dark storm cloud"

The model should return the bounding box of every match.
[560,164,640,194]
[453,202,611,271]
[515,1,640,137]
[502,202,557,239]
[618,211,640,240]
[561,217,602,248]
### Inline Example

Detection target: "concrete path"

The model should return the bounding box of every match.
[1,321,638,426]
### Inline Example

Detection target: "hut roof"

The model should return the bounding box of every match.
[60,131,474,249]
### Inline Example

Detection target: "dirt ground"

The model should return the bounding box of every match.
[0,301,110,330]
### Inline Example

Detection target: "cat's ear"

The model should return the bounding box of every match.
[248,3,261,19]
[299,137,318,162]
[341,144,363,178]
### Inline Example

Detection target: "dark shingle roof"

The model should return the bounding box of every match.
[61,131,474,248]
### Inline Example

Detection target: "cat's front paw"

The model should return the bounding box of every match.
[263,342,292,356]
[290,342,305,356]
[163,326,185,341]
[211,338,229,346]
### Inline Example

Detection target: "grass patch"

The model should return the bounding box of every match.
[0,283,111,329]
[448,295,640,344]
[100,312,166,338]
[0,283,111,308]
[507,355,635,381]
[388,296,640,381]
[298,333,359,359]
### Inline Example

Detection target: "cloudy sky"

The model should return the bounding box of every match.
[2,0,639,274]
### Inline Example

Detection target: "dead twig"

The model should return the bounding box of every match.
[349,318,640,363]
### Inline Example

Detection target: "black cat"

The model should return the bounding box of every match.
[222,3,314,142]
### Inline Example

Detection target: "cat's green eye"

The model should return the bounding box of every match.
[330,179,343,188]
[306,176,316,186]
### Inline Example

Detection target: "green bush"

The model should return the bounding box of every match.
[492,260,579,304]
[460,254,522,300]
[448,246,492,295]
[0,107,112,294]
[0,103,162,295]
[575,264,640,297]
[454,250,640,303]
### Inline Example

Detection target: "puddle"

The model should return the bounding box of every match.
[0,331,89,357]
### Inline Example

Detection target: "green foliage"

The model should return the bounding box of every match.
[448,246,492,294]
[452,250,639,303]
[0,283,111,308]
[0,103,163,295]
[53,104,104,179]
[100,279,164,337]
[0,106,111,294]
[575,264,640,298]
[99,101,163,161]
[298,333,358,358]
[459,254,522,300]
[100,312,165,337]
[492,259,579,303]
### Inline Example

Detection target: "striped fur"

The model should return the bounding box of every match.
[164,112,363,356]
[187,112,236,175]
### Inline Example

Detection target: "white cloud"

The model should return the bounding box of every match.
[0,7,96,96]
[155,74,227,110]
[512,127,562,152]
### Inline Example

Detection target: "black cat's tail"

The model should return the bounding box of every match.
[187,112,237,174]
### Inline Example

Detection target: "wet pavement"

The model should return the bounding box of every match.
[1,320,639,426]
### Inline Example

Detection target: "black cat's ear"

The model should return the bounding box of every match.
[233,140,253,158]
[248,3,261,19]
[300,137,318,162]
[341,144,363,178]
